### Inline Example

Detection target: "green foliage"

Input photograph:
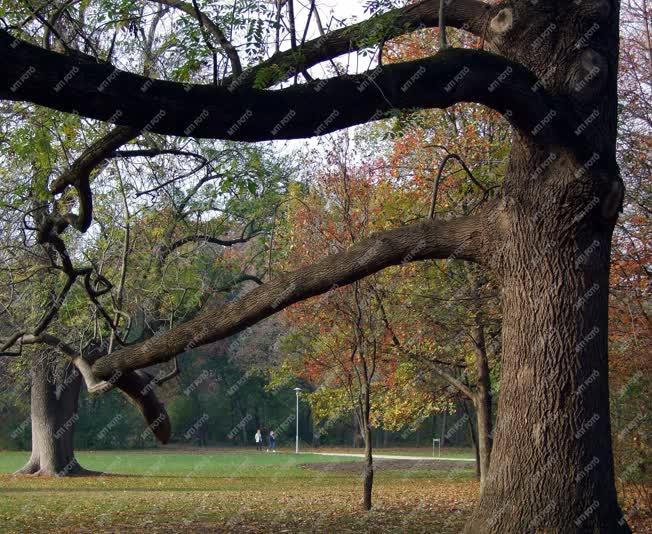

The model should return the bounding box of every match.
[611,373,652,487]
[253,63,291,89]
[309,387,352,426]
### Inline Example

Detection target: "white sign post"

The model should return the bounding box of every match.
[294,387,302,453]
[432,438,441,458]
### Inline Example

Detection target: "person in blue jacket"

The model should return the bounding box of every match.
[268,430,276,452]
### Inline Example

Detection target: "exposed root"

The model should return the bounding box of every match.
[13,462,39,476]
[14,458,103,478]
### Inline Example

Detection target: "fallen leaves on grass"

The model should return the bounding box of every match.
[0,473,476,533]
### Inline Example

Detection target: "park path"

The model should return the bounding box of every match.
[307,452,475,462]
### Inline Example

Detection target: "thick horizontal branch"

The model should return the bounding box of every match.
[91,208,498,378]
[111,147,206,160]
[0,31,572,145]
[227,0,490,88]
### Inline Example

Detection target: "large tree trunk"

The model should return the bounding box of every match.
[463,2,629,530]
[16,355,87,476]
[464,135,627,531]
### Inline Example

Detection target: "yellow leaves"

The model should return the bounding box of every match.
[309,387,351,425]
[371,362,449,431]
[265,360,300,393]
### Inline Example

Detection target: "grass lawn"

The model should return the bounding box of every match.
[306,446,476,459]
[0,448,478,533]
[1,449,648,533]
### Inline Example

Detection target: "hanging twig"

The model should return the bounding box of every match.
[191,0,219,85]
[439,0,449,50]
[429,152,487,219]
[287,0,297,49]
[301,0,316,45]
[153,356,180,386]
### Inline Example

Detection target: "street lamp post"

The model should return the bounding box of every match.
[294,387,302,453]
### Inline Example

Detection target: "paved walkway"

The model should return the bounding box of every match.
[308,452,475,462]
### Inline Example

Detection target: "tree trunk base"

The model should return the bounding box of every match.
[14,461,40,476]
[14,458,101,477]
[463,500,632,534]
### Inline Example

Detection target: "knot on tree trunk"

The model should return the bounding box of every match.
[489,8,513,36]
[567,49,608,101]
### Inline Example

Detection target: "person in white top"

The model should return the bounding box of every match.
[254,429,263,451]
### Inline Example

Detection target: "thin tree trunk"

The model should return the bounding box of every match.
[463,400,481,481]
[363,424,373,511]
[474,390,492,492]
[361,387,373,511]
[440,410,447,446]
[352,413,360,448]
[472,317,493,491]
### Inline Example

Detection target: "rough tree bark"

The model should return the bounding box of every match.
[463,2,627,531]
[0,0,630,530]
[16,355,87,476]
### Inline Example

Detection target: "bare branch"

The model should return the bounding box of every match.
[226,0,491,89]
[48,125,138,232]
[152,357,180,386]
[159,230,260,262]
[439,0,448,49]
[375,292,474,398]
[150,0,242,76]
[430,152,487,219]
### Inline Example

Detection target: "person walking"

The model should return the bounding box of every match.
[268,430,276,453]
[254,429,263,451]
